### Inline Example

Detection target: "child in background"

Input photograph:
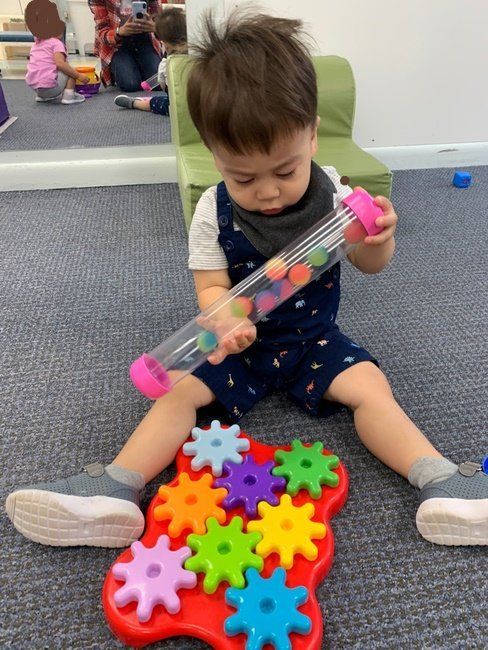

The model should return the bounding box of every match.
[24,0,89,104]
[6,10,488,549]
[114,7,187,116]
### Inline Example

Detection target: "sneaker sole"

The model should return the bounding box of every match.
[5,490,145,548]
[416,497,488,545]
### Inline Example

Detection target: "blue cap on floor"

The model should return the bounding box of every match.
[452,171,472,188]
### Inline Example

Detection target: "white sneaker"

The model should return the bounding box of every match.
[61,91,86,104]
[416,463,488,545]
[5,463,145,547]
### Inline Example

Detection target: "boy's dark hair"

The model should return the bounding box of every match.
[155,7,187,46]
[187,10,317,155]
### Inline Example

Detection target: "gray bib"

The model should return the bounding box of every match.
[231,161,336,258]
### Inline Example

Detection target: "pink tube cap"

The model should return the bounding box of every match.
[342,188,384,236]
[140,81,151,91]
[130,353,172,399]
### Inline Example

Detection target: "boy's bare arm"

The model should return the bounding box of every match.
[53,52,84,80]
[193,269,233,311]
[347,194,397,274]
[348,237,395,274]
[192,268,256,364]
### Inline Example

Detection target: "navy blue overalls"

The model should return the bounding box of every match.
[192,182,377,421]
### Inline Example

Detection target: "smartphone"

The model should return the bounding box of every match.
[132,1,147,20]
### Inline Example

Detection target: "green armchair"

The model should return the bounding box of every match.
[167,54,391,231]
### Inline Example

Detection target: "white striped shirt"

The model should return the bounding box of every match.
[188,165,352,270]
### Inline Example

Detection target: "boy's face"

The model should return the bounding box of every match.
[212,125,318,215]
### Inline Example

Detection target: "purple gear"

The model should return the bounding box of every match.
[214,454,286,517]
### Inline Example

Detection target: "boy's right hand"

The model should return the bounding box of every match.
[197,316,257,365]
[77,74,90,84]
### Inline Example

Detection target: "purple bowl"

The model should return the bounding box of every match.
[76,82,101,97]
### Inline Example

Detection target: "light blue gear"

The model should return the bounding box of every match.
[225,567,311,650]
[182,420,250,477]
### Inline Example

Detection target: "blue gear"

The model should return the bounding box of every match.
[225,567,311,650]
[182,420,250,477]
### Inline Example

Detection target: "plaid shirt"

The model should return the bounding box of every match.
[88,0,162,86]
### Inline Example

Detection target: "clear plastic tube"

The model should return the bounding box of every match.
[130,188,384,398]
[140,73,159,91]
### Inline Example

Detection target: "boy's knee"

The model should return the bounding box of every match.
[166,374,215,410]
[325,362,393,410]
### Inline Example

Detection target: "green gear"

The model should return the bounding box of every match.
[184,516,263,594]
[272,440,340,499]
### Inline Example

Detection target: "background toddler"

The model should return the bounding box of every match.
[24,0,89,105]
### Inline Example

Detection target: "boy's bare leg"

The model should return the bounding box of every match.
[133,99,151,111]
[114,374,215,482]
[323,361,442,478]
[324,362,488,545]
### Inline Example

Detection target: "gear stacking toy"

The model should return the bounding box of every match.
[129,188,384,399]
[102,421,349,648]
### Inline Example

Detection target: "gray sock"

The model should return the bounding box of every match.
[408,456,458,490]
[105,464,145,491]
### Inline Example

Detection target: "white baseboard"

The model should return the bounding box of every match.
[0,143,177,192]
[364,141,488,170]
[1,140,486,193]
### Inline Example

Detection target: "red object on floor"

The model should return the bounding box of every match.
[102,428,349,648]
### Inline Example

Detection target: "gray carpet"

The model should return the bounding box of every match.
[1,167,487,649]
[0,79,171,150]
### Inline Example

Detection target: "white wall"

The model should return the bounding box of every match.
[186,0,488,149]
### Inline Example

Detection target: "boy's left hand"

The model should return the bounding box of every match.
[362,195,398,246]
[197,315,257,365]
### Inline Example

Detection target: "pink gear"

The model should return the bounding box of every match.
[112,534,197,622]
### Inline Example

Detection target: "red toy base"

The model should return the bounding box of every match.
[102,429,349,648]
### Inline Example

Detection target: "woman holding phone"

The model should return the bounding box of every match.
[88,0,162,91]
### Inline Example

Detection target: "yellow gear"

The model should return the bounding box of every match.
[247,494,326,568]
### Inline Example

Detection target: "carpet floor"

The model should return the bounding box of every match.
[0,167,487,648]
[0,79,171,151]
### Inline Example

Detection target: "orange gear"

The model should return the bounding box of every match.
[154,472,227,537]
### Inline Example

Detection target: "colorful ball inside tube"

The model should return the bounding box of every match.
[343,220,367,244]
[255,290,276,312]
[272,278,294,301]
[197,330,218,353]
[265,257,288,281]
[231,296,254,318]
[307,246,329,267]
[288,263,312,286]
